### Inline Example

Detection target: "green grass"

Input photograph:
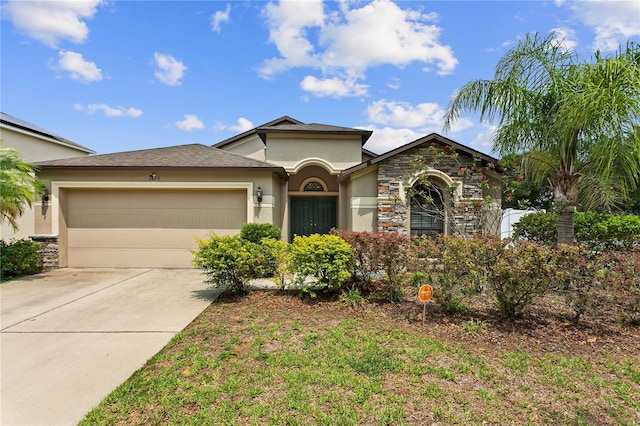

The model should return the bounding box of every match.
[80,292,640,425]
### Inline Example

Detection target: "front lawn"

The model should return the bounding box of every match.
[81,289,639,425]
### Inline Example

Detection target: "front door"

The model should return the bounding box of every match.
[290,196,337,240]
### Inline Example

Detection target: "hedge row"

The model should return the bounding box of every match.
[513,211,640,251]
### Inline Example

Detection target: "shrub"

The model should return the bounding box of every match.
[512,212,557,246]
[193,235,254,294]
[331,230,381,289]
[259,237,288,287]
[239,223,281,244]
[332,230,410,302]
[371,232,411,303]
[553,244,605,322]
[414,235,498,314]
[600,248,640,324]
[287,234,353,292]
[1,239,42,279]
[575,212,640,252]
[487,240,555,318]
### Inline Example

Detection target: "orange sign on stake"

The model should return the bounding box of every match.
[418,285,433,302]
[418,285,433,326]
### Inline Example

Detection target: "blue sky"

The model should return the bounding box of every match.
[2,0,639,156]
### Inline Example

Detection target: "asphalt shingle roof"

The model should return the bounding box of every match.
[1,112,95,154]
[35,143,288,178]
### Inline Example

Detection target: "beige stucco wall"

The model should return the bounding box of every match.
[344,165,378,232]
[265,134,363,173]
[218,134,265,161]
[1,126,91,240]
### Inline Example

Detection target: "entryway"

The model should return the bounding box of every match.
[290,196,337,239]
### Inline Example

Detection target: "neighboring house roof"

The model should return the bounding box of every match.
[0,112,95,154]
[339,133,501,181]
[213,115,373,148]
[212,115,303,149]
[256,122,373,145]
[35,143,289,179]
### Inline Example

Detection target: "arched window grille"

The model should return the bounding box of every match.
[303,181,325,192]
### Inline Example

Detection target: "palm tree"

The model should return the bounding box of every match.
[0,146,40,231]
[444,33,640,244]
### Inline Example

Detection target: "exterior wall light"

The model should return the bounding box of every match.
[149,172,159,182]
[41,187,49,202]
[257,186,263,203]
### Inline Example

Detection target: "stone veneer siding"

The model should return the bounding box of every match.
[30,235,59,269]
[376,145,488,236]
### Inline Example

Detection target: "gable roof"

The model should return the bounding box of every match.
[212,115,303,149]
[35,143,289,179]
[339,133,501,181]
[256,122,372,145]
[1,112,95,154]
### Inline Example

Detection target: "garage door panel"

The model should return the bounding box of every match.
[68,208,244,229]
[65,188,248,268]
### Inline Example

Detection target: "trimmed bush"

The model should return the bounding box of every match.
[193,235,255,294]
[240,223,281,244]
[1,239,42,279]
[288,234,353,292]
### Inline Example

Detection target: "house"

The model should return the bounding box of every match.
[33,116,502,268]
[0,112,94,241]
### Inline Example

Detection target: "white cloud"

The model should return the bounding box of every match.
[260,0,457,98]
[3,0,104,47]
[75,103,143,118]
[469,124,497,150]
[365,99,472,133]
[361,126,423,154]
[550,27,578,52]
[558,1,640,51]
[300,75,368,98]
[51,50,102,83]
[211,4,231,33]
[228,117,254,133]
[153,53,187,86]
[175,114,204,131]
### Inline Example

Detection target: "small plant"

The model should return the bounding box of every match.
[0,238,42,279]
[411,272,429,287]
[462,318,488,336]
[339,289,366,307]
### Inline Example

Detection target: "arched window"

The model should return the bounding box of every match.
[410,184,445,236]
[303,181,325,192]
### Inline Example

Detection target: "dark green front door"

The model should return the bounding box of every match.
[290,196,337,239]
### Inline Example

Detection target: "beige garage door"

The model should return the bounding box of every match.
[65,188,247,268]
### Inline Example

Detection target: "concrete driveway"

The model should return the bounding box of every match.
[0,268,219,426]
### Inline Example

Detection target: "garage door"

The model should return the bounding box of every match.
[65,188,247,267]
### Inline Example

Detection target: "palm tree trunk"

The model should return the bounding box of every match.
[557,205,576,245]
